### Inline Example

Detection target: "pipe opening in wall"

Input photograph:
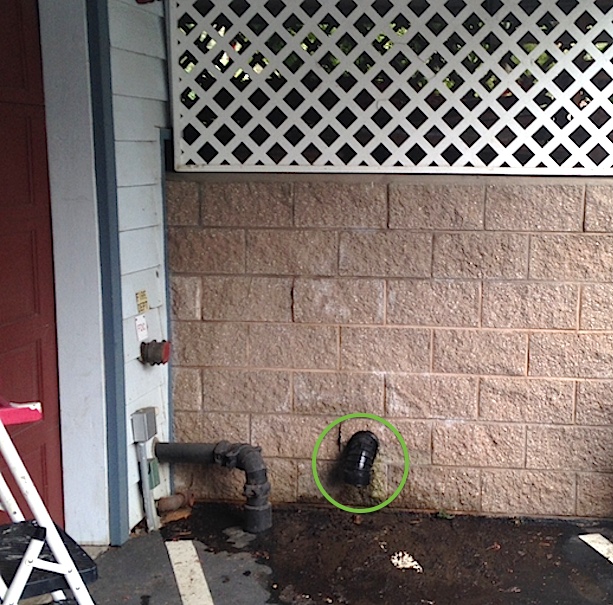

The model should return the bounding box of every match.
[342,431,379,487]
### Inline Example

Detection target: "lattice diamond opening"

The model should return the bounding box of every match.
[170,0,613,173]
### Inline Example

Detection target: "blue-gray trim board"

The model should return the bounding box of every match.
[86,0,129,546]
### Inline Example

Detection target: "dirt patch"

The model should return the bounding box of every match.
[162,502,613,605]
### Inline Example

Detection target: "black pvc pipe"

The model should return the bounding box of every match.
[155,441,272,533]
[342,431,379,487]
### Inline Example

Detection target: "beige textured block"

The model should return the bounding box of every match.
[167,227,245,274]
[252,415,336,459]
[247,229,337,276]
[184,463,246,502]
[339,231,432,277]
[201,369,291,413]
[173,321,248,367]
[390,465,481,512]
[340,327,431,372]
[529,333,613,378]
[172,367,202,412]
[580,284,613,330]
[201,182,292,227]
[387,279,480,327]
[166,180,199,226]
[433,232,528,279]
[585,185,613,232]
[201,276,292,322]
[485,184,584,231]
[482,282,578,329]
[481,470,575,516]
[294,371,384,415]
[294,182,387,228]
[386,374,478,419]
[390,419,433,466]
[294,278,384,324]
[479,378,574,424]
[576,380,613,425]
[432,422,525,467]
[267,458,298,502]
[297,459,338,502]
[527,426,613,471]
[173,411,250,443]
[433,329,527,376]
[389,183,484,230]
[170,276,201,320]
[530,234,613,280]
[248,324,338,369]
[577,473,613,517]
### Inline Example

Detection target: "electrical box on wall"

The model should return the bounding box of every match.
[131,407,157,443]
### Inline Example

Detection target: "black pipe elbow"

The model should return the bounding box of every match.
[155,440,272,534]
[342,431,379,487]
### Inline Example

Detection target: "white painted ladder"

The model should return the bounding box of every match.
[0,400,97,605]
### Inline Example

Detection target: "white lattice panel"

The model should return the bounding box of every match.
[169,0,613,173]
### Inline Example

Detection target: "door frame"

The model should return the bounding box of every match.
[39,0,128,546]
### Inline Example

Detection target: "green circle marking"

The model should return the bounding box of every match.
[311,412,410,514]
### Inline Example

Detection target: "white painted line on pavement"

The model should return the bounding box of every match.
[166,540,215,605]
[579,533,613,564]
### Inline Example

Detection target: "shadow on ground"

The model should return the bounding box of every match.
[161,502,613,605]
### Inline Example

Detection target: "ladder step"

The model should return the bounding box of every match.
[0,522,97,599]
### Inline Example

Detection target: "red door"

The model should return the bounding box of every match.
[0,0,64,523]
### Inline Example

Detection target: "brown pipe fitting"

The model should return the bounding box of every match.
[156,490,194,513]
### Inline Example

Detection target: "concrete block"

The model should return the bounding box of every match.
[339,231,432,277]
[201,276,292,322]
[585,185,613,232]
[248,324,338,370]
[479,377,574,424]
[530,234,613,280]
[527,426,613,472]
[247,229,337,276]
[576,380,613,425]
[173,321,248,367]
[252,414,336,459]
[389,183,484,230]
[387,279,480,326]
[201,369,291,413]
[580,284,613,330]
[167,227,245,274]
[173,411,250,444]
[485,184,584,231]
[482,282,578,329]
[294,182,387,228]
[577,473,613,517]
[171,367,202,412]
[391,419,433,466]
[201,182,292,227]
[481,470,575,516]
[170,276,201,320]
[166,180,199,226]
[386,374,478,419]
[340,327,431,372]
[390,465,481,512]
[529,333,613,378]
[432,422,525,467]
[267,458,298,502]
[433,232,528,279]
[293,278,385,324]
[293,371,384,415]
[433,329,527,375]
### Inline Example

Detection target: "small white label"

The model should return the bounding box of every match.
[135,314,148,342]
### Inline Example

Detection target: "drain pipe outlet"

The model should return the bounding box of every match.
[155,441,272,533]
[342,431,379,487]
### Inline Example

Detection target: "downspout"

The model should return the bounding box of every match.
[155,441,272,533]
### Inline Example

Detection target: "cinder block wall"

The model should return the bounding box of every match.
[166,175,613,518]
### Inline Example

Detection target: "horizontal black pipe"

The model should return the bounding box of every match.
[155,441,272,533]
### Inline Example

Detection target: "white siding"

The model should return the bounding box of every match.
[109,0,171,531]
